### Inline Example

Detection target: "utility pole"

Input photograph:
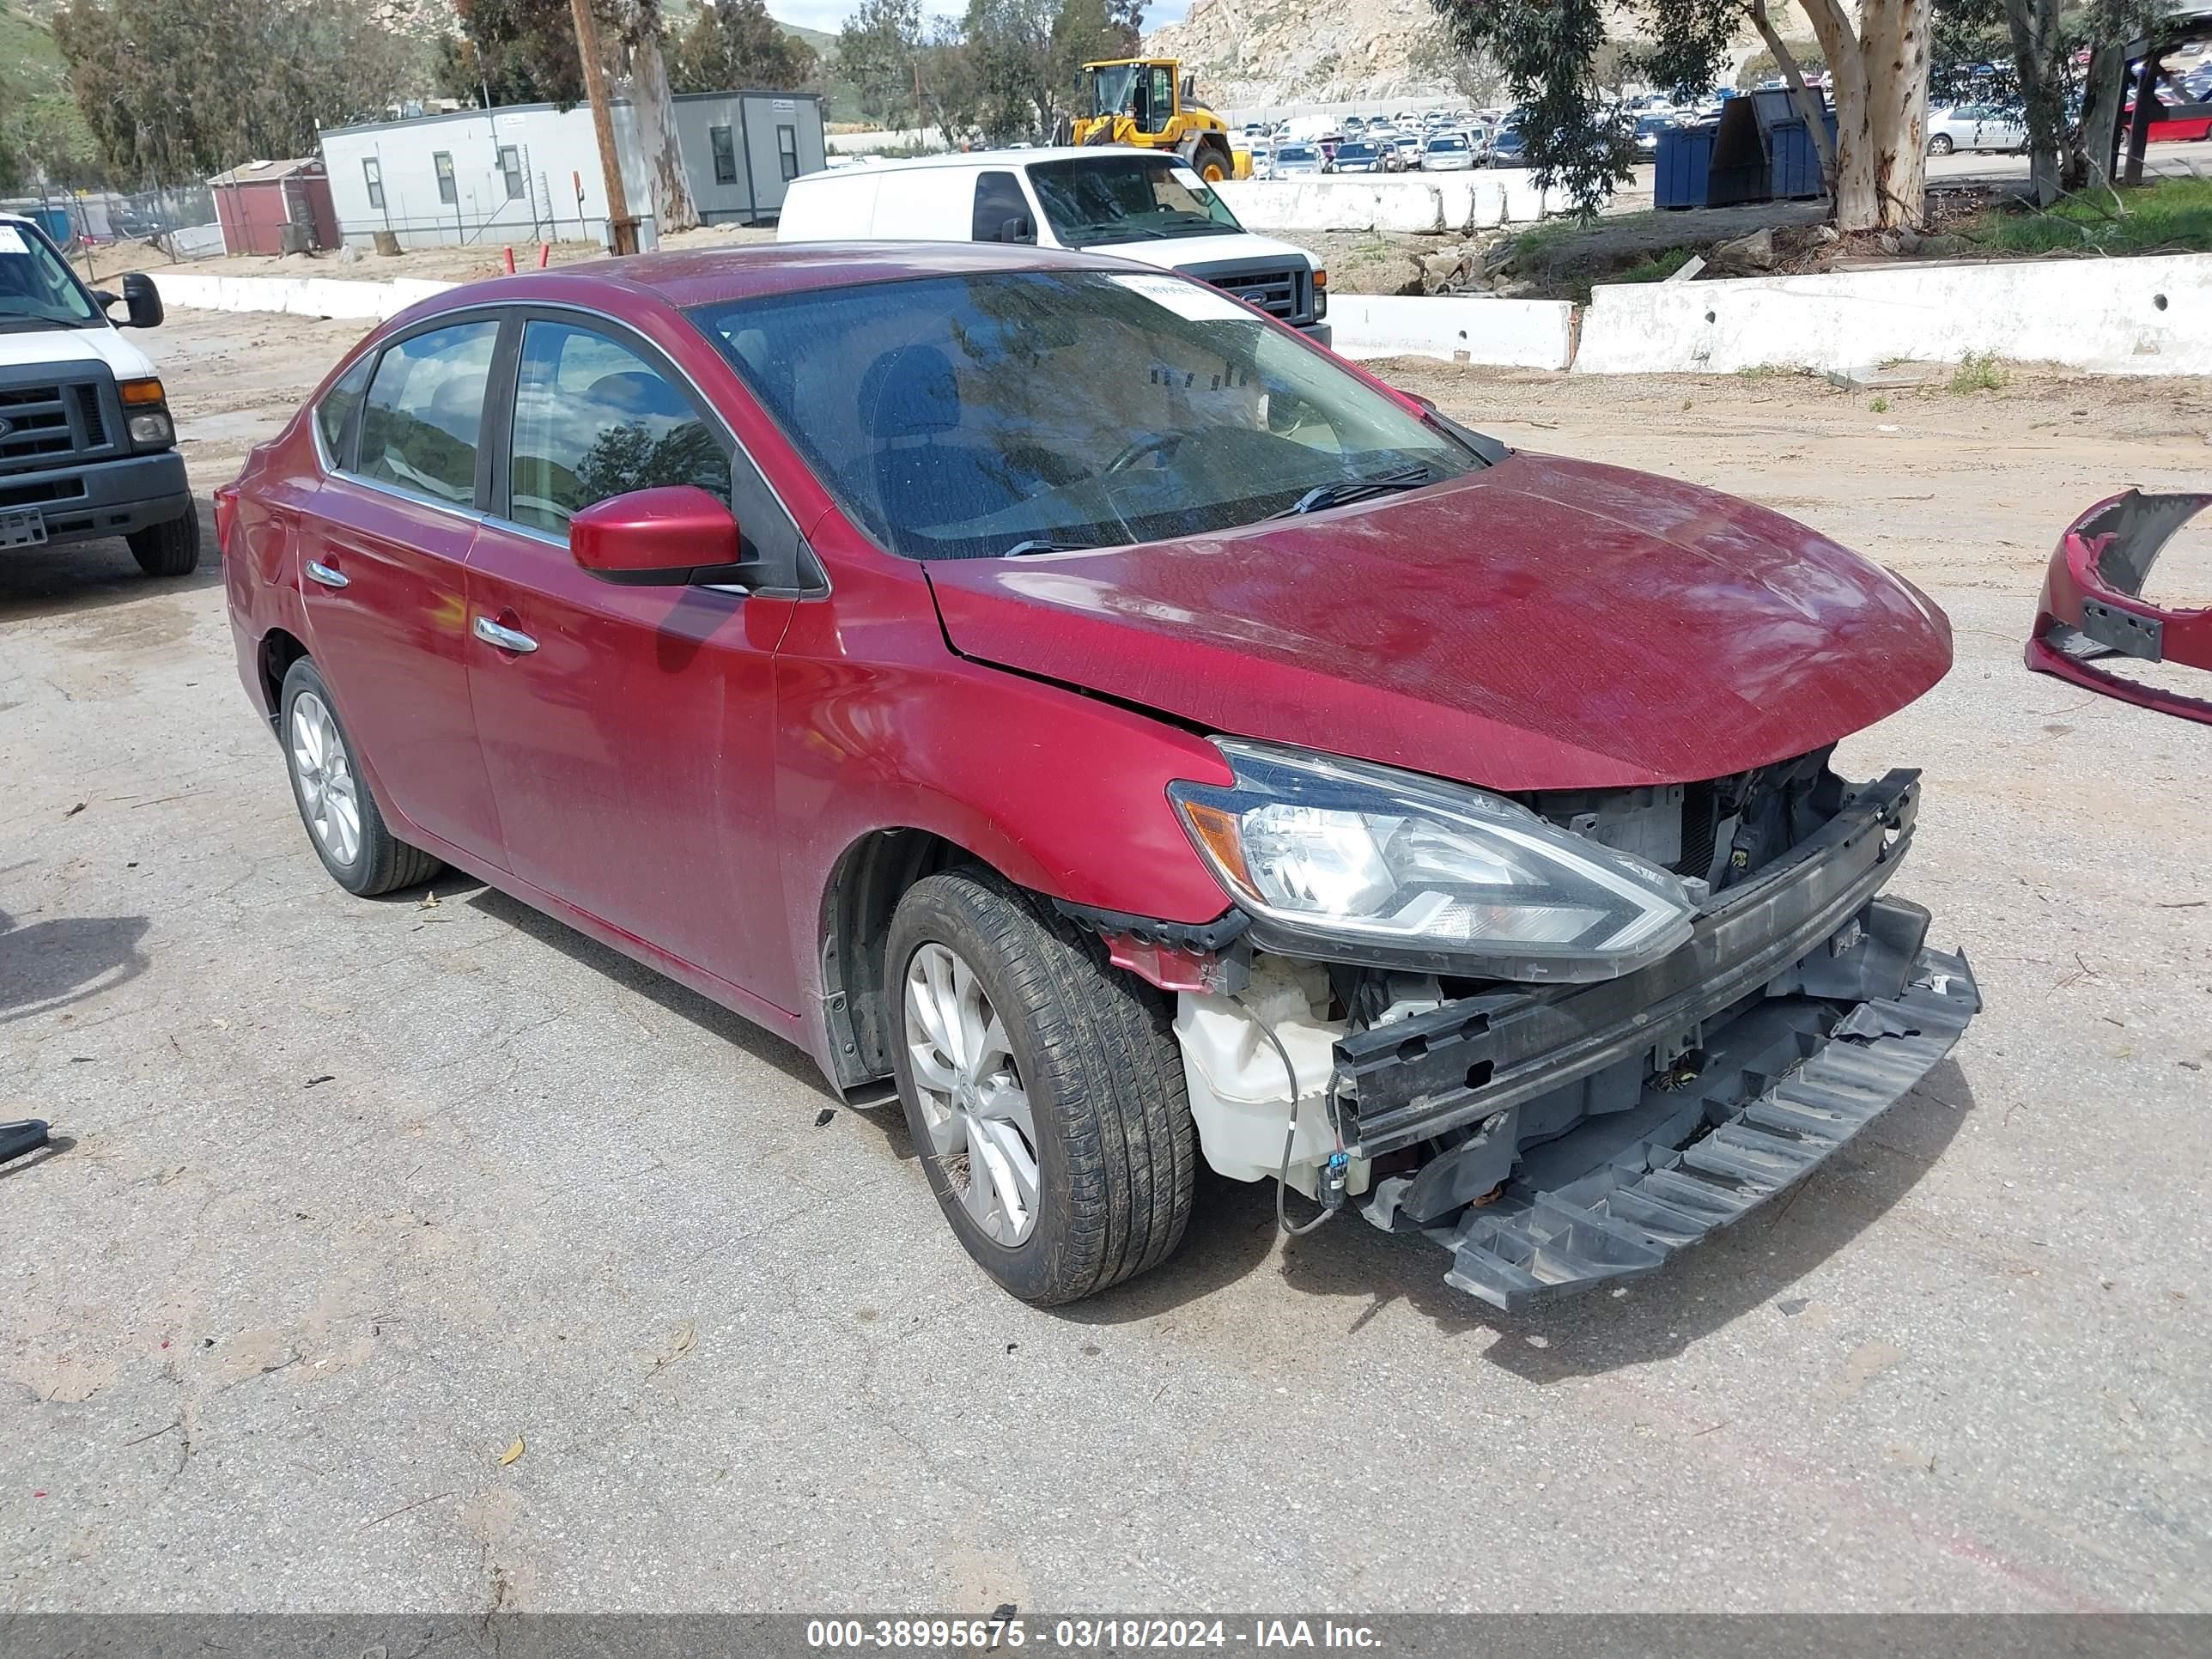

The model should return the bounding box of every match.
[567,0,638,254]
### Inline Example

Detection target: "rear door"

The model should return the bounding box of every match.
[300,313,507,865]
[463,310,802,1005]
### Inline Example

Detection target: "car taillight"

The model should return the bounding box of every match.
[213,483,239,556]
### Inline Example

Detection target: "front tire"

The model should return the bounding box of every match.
[278,657,442,897]
[127,507,200,577]
[885,870,1195,1306]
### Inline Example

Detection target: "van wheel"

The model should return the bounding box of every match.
[885,870,1194,1305]
[279,657,442,897]
[128,508,200,577]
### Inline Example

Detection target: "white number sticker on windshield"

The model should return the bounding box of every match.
[0,225,28,256]
[1170,166,1209,192]
[1108,272,1254,325]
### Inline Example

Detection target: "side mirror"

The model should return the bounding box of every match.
[570,485,767,587]
[999,214,1035,245]
[119,273,164,329]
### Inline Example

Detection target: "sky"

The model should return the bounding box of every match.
[768,1,1194,33]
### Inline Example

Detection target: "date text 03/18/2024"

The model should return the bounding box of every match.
[803,1620,1382,1650]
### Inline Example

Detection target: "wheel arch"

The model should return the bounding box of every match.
[258,627,311,727]
[817,826,1000,1091]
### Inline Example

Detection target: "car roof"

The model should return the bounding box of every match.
[817,145,1168,176]
[425,240,1140,313]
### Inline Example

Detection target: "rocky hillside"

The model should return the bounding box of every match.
[1145,0,1819,113]
[1143,0,1462,112]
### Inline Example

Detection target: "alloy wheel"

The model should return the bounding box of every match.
[903,941,1040,1246]
[289,690,362,867]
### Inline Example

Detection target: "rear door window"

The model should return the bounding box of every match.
[970,172,1033,243]
[506,319,731,539]
[356,319,500,507]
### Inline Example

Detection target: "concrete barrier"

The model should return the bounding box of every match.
[150,270,455,323]
[1328,295,1577,368]
[1222,173,1557,235]
[1576,252,2212,376]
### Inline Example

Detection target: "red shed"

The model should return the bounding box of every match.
[207,159,340,256]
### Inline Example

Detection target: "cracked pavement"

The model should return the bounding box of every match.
[1,309,2209,1613]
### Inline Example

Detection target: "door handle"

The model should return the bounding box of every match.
[304,560,349,589]
[473,615,538,654]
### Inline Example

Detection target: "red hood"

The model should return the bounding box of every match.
[923,452,1952,793]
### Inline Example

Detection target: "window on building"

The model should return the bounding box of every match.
[710,125,738,185]
[970,172,1033,243]
[499,145,525,201]
[507,320,731,541]
[777,125,799,182]
[434,151,457,205]
[362,157,384,211]
[356,319,500,507]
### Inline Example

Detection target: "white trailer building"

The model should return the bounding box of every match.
[319,90,826,251]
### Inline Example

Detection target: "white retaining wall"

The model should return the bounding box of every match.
[1328,295,1577,368]
[150,270,455,323]
[1576,252,2212,376]
[1218,174,1556,234]
[147,252,2212,380]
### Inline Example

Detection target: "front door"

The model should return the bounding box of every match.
[463,313,799,1006]
[300,315,507,865]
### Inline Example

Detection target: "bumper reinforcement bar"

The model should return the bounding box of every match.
[1425,944,1979,1310]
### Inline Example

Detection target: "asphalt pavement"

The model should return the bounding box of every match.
[0,311,2207,1613]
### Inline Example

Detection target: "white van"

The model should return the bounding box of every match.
[779,147,1330,344]
[0,212,198,575]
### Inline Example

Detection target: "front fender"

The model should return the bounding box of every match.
[772,553,1238,1050]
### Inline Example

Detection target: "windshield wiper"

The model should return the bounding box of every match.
[1272,465,1437,519]
[999,538,1099,557]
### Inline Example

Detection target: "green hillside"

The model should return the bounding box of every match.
[0,3,105,188]
[775,15,864,124]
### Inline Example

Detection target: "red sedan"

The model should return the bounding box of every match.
[220,244,1978,1310]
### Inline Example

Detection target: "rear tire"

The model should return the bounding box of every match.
[127,507,200,577]
[278,657,443,897]
[885,869,1195,1306]
[1929,133,1955,156]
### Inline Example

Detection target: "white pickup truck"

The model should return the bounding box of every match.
[780,147,1330,346]
[0,212,197,575]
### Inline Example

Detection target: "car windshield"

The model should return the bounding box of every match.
[1428,137,1467,150]
[1278,146,1315,161]
[0,221,100,331]
[1026,155,1242,247]
[1339,143,1378,160]
[692,270,1485,562]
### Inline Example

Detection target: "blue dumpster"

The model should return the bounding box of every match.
[29,207,72,247]
[1655,125,1719,209]
[1768,112,1839,199]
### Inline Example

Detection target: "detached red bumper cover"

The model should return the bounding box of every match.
[2026,489,2212,725]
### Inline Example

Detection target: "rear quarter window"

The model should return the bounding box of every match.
[314,356,373,469]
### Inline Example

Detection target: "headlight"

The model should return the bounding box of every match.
[1169,739,1698,982]
[127,410,173,447]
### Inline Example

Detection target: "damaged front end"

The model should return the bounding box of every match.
[1071,745,1980,1311]
[2027,489,2212,725]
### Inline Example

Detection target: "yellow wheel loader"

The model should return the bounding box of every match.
[1066,59,1244,182]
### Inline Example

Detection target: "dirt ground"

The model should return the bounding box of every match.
[3,310,2209,1613]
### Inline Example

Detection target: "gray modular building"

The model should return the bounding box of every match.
[318,89,825,251]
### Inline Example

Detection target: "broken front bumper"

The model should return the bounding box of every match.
[1338,771,1981,1310]
[2026,489,2212,725]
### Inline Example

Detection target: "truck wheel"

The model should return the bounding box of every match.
[885,869,1195,1306]
[278,657,443,897]
[127,508,200,577]
[1193,137,1235,183]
